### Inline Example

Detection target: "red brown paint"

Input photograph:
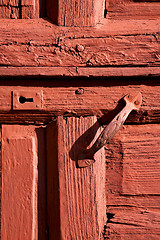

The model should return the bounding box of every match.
[1,125,47,240]
[0,0,159,239]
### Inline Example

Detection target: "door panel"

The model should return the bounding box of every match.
[106,124,160,238]
[1,125,47,240]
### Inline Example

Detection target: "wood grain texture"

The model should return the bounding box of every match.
[21,0,39,19]
[0,19,159,67]
[42,85,160,112]
[0,66,160,77]
[105,207,160,239]
[105,124,160,238]
[107,0,160,19]
[1,125,47,240]
[122,125,160,195]
[47,116,106,239]
[0,32,158,67]
[2,125,38,240]
[0,109,159,125]
[0,0,19,18]
[47,0,104,26]
[0,85,159,122]
[0,0,39,19]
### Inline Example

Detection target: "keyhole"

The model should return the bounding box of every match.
[104,0,107,18]
[19,96,33,104]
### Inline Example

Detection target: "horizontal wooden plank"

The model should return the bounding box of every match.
[107,207,160,228]
[107,2,160,19]
[42,85,160,112]
[0,67,78,77]
[0,85,159,122]
[106,207,160,239]
[0,66,160,77]
[0,110,159,124]
[0,19,159,67]
[41,85,160,113]
[1,18,159,36]
[0,33,158,67]
[0,85,158,113]
[0,113,54,124]
[77,67,160,77]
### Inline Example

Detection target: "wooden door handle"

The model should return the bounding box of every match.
[77,92,142,168]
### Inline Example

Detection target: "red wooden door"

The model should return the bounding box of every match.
[0,0,159,239]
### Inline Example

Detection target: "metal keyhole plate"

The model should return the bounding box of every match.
[13,90,42,110]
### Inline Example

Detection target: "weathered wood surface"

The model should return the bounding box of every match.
[0,19,159,68]
[21,0,39,19]
[0,0,39,19]
[0,84,159,122]
[105,124,160,238]
[46,116,106,239]
[1,125,47,240]
[42,85,160,112]
[0,110,159,125]
[105,207,160,239]
[0,66,160,77]
[47,0,104,26]
[0,109,159,125]
[107,0,160,19]
[0,0,19,19]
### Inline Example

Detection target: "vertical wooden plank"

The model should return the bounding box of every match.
[0,0,39,19]
[21,0,39,19]
[47,116,106,239]
[1,125,47,240]
[47,0,104,26]
[0,0,20,18]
